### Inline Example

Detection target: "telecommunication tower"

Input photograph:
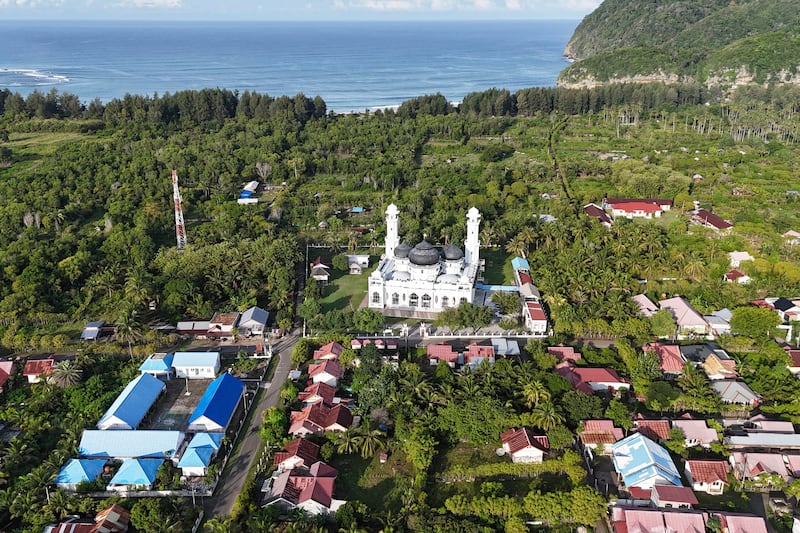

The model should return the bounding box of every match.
[172,169,187,251]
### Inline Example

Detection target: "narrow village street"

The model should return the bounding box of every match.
[202,332,297,518]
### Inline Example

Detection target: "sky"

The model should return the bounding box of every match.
[0,0,601,21]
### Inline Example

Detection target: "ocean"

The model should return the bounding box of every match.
[0,20,577,113]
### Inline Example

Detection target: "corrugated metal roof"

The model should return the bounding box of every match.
[172,351,220,368]
[79,430,184,459]
[611,433,682,488]
[56,459,106,485]
[178,446,215,468]
[138,353,174,372]
[187,432,223,450]
[187,373,245,431]
[511,257,530,271]
[240,306,269,327]
[97,373,165,430]
[108,458,162,486]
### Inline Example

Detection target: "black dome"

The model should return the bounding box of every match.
[443,243,464,260]
[409,240,440,266]
[394,242,412,259]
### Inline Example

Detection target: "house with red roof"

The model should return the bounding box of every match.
[555,362,630,395]
[605,198,673,211]
[693,209,733,231]
[650,485,698,509]
[262,461,344,517]
[23,357,56,384]
[274,438,321,472]
[611,507,707,533]
[289,403,353,437]
[308,359,344,387]
[464,342,495,370]
[500,428,549,464]
[297,382,336,407]
[715,513,768,533]
[523,301,548,334]
[672,419,719,448]
[786,348,800,375]
[0,360,15,392]
[723,269,751,284]
[609,201,663,220]
[632,294,659,318]
[584,203,613,227]
[427,343,459,367]
[547,345,581,362]
[658,297,709,336]
[730,452,790,485]
[633,418,671,442]
[45,504,131,533]
[313,341,345,361]
[685,459,730,495]
[579,420,624,452]
[643,342,684,376]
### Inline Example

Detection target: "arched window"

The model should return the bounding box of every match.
[372,292,381,304]
[460,297,467,305]
[410,293,419,307]
[392,293,400,305]
[441,296,450,308]
[421,294,432,308]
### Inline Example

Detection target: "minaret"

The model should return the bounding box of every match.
[464,207,480,266]
[385,203,399,259]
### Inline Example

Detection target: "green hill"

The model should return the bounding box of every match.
[560,0,800,88]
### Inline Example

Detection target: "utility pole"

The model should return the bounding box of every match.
[172,169,187,251]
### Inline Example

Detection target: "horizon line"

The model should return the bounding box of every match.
[0,17,582,23]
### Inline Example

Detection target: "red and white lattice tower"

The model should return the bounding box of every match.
[172,169,187,251]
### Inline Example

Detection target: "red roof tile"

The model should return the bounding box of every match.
[652,485,698,505]
[297,382,336,406]
[314,341,345,360]
[610,201,662,214]
[427,343,459,362]
[308,359,344,380]
[525,302,547,321]
[274,438,320,468]
[694,209,733,230]
[23,358,54,377]
[500,427,549,454]
[635,420,671,441]
[687,460,730,485]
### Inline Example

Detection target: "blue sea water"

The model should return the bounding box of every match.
[0,20,577,113]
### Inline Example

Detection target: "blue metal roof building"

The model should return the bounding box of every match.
[108,458,163,489]
[187,373,245,432]
[55,459,106,489]
[511,257,530,272]
[187,432,224,450]
[97,373,166,430]
[611,433,682,489]
[177,433,224,476]
[81,321,105,340]
[138,353,175,378]
[79,430,184,459]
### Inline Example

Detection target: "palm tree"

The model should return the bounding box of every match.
[335,429,359,455]
[45,488,74,519]
[529,401,564,431]
[522,381,551,408]
[50,360,82,388]
[355,429,386,458]
[116,307,143,359]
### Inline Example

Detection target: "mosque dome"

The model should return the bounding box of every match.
[394,242,412,259]
[409,240,440,266]
[443,243,464,260]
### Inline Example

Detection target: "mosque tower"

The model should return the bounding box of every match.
[385,203,400,259]
[464,207,480,266]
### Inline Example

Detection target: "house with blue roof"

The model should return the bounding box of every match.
[79,430,184,460]
[611,433,682,489]
[107,458,163,491]
[511,257,530,272]
[97,373,166,430]
[172,351,220,379]
[139,352,175,379]
[56,458,107,490]
[187,373,245,432]
[178,433,223,476]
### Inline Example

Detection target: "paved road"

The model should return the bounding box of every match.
[202,333,296,518]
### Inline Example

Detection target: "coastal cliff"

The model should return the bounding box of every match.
[559,0,800,89]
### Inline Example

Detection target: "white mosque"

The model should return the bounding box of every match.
[368,204,482,316]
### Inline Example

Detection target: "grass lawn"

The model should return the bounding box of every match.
[481,247,512,285]
[430,441,506,477]
[319,270,371,313]
[328,448,413,512]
